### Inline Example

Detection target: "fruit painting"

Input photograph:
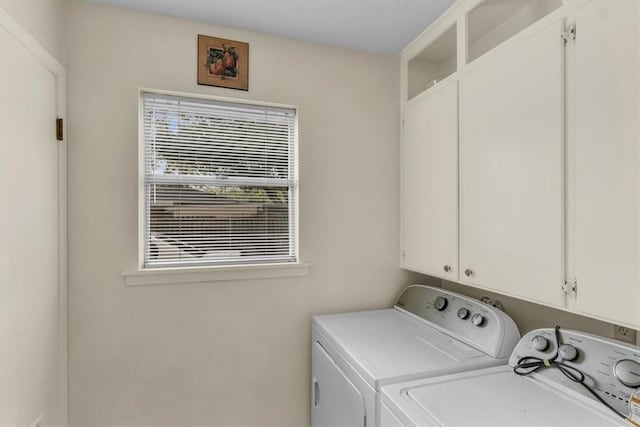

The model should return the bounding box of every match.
[198,35,248,91]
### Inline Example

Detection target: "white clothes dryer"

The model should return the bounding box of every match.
[380,327,640,426]
[311,285,520,427]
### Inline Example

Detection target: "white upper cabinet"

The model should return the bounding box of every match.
[573,0,640,328]
[401,81,458,280]
[459,17,566,308]
[400,0,640,327]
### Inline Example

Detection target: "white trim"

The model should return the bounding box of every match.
[402,0,481,62]
[0,8,68,426]
[291,107,300,264]
[123,262,311,286]
[456,14,468,71]
[404,72,458,108]
[139,87,297,111]
[137,90,146,270]
[0,10,65,76]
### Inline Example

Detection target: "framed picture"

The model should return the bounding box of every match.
[198,35,249,91]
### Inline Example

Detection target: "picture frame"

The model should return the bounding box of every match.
[197,35,249,91]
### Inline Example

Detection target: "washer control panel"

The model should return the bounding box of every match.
[395,285,520,359]
[531,335,550,352]
[434,296,448,311]
[510,328,640,416]
[614,359,640,387]
[457,307,470,320]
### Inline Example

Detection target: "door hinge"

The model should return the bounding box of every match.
[562,279,577,296]
[56,118,63,141]
[562,24,576,43]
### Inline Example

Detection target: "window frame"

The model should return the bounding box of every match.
[127,88,306,284]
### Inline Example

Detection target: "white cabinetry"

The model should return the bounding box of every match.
[401,0,640,329]
[401,81,458,279]
[459,18,565,307]
[573,0,640,328]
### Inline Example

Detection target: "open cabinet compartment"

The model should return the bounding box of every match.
[407,23,457,101]
[467,0,562,64]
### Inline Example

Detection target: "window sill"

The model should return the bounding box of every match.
[122,262,311,286]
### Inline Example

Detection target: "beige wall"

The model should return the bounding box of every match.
[0,0,67,65]
[65,1,427,425]
[442,281,619,339]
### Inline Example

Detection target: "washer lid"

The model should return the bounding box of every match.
[313,309,495,385]
[397,369,625,426]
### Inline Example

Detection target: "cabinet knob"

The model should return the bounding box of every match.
[464,269,473,277]
[443,265,452,272]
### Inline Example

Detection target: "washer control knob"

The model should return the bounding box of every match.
[434,297,448,311]
[613,359,640,387]
[471,313,485,327]
[531,335,549,352]
[457,308,470,320]
[559,344,578,361]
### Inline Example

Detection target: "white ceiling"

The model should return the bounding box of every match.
[88,0,457,55]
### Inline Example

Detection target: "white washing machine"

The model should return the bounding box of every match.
[380,327,640,426]
[311,285,520,427]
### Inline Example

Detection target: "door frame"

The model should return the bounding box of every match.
[0,8,68,425]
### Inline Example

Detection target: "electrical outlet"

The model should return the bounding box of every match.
[614,325,637,344]
[480,296,504,311]
[30,414,43,427]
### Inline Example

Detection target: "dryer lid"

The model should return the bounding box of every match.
[313,309,495,385]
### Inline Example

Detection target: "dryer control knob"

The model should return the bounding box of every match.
[613,359,640,387]
[531,335,549,352]
[471,313,485,327]
[559,344,578,361]
[457,308,470,320]
[434,297,448,311]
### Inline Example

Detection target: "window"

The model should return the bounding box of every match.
[141,92,297,269]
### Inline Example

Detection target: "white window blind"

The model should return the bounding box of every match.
[142,92,297,268]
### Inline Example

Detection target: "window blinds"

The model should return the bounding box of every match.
[142,92,297,268]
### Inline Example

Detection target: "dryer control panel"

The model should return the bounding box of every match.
[394,285,520,359]
[510,328,640,416]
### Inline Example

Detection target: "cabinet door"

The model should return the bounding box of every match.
[459,18,565,307]
[311,341,366,427]
[401,81,458,279]
[574,1,640,328]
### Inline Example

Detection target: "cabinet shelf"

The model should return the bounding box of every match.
[407,24,457,101]
[467,0,562,64]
